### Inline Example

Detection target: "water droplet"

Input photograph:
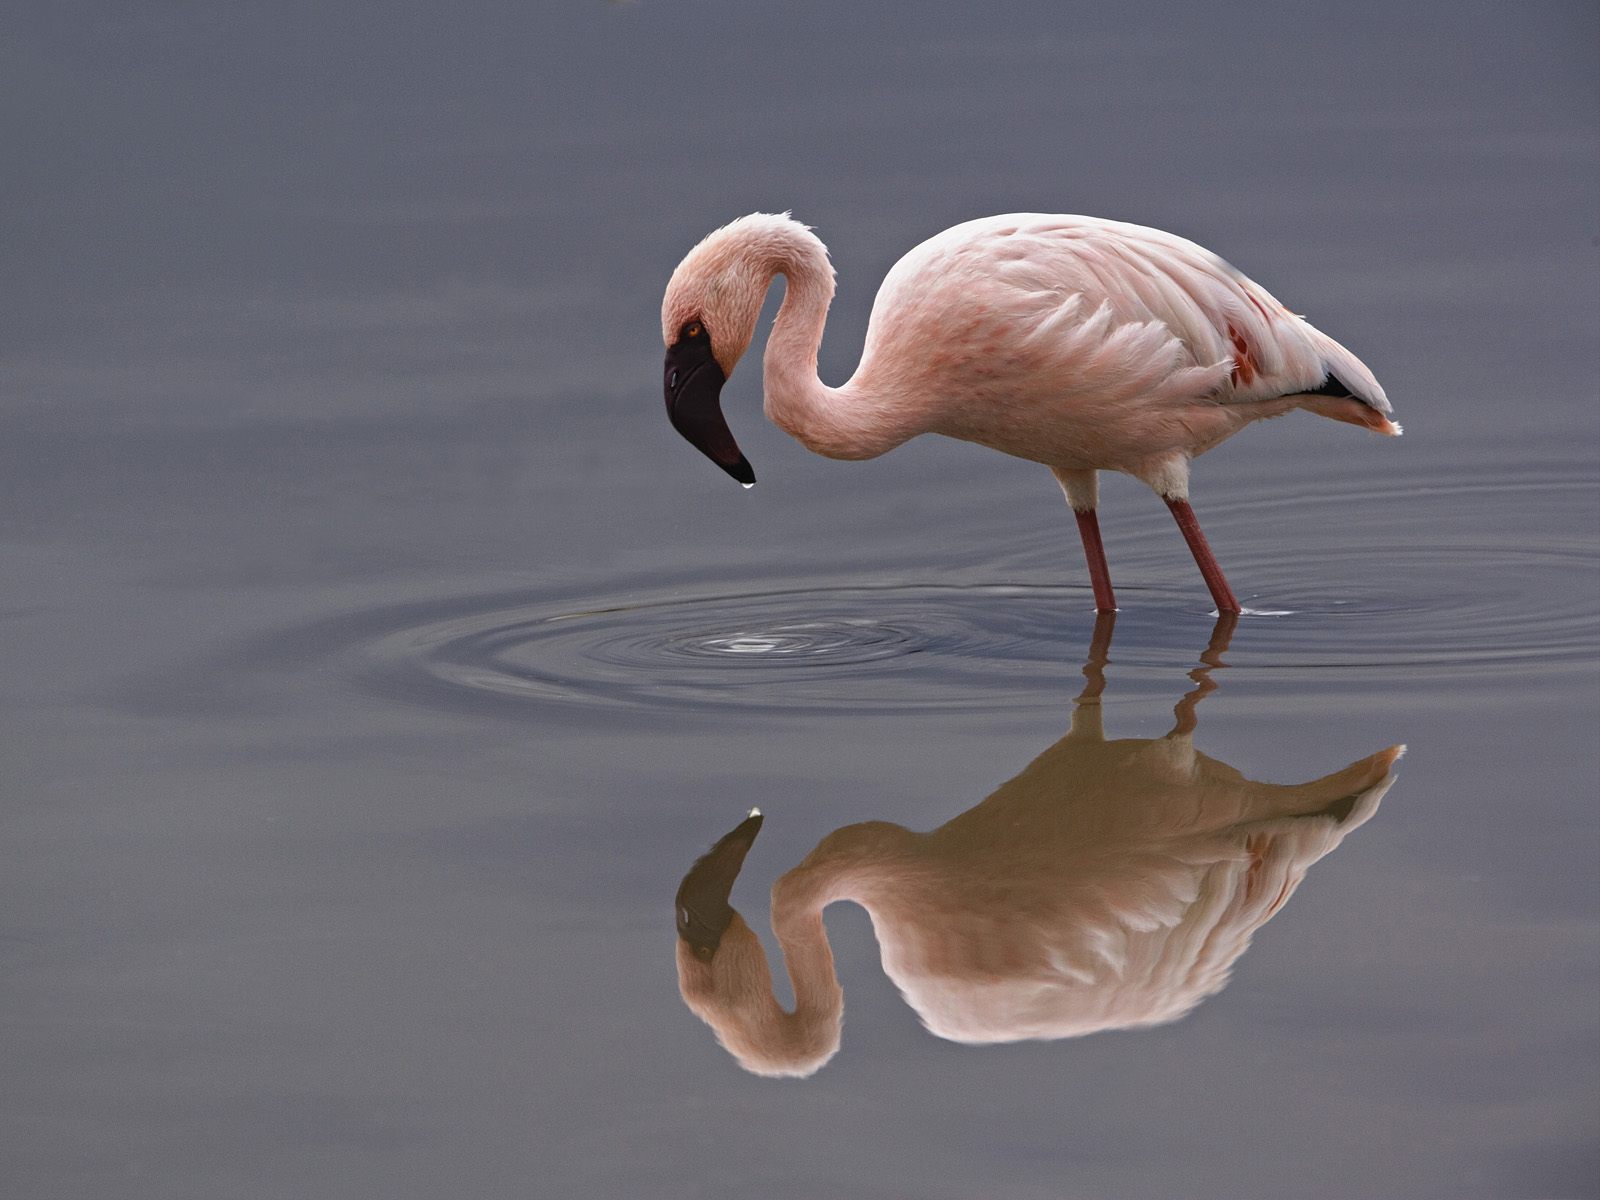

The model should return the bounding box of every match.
[740,482,755,490]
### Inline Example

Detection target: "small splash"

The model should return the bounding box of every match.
[712,636,788,654]
[689,622,902,660]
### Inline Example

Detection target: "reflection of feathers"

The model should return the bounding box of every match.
[674,622,1403,1077]
[866,739,1399,1044]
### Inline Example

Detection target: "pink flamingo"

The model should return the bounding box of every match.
[662,214,1399,614]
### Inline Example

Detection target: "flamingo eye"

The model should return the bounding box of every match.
[683,321,704,339]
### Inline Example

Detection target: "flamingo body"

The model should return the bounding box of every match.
[856,215,1396,472]
[661,213,1399,612]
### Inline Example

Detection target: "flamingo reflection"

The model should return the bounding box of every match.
[674,616,1402,1077]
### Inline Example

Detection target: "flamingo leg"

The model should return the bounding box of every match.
[1074,509,1118,613]
[1164,498,1242,615]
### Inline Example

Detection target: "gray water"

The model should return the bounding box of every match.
[4,4,1598,1198]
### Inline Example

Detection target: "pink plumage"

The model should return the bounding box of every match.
[661,213,1399,613]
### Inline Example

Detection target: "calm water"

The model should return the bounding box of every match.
[5,4,1598,1198]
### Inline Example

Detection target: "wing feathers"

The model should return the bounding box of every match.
[856,214,1392,449]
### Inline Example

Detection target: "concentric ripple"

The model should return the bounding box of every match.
[233,461,1596,720]
[350,583,1095,716]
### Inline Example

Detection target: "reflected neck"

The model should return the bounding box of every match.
[720,877,844,1077]
[770,869,846,1020]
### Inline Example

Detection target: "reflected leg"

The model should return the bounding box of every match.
[1172,612,1237,734]
[1070,611,1116,740]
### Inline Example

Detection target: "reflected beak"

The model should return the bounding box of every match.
[674,809,764,958]
[664,338,755,486]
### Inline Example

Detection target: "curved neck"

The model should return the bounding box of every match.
[757,235,905,461]
[769,868,846,1020]
[758,819,917,1025]
[708,875,843,1078]
[682,820,916,1076]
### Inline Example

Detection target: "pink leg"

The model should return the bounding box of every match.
[1164,498,1242,615]
[1074,509,1118,613]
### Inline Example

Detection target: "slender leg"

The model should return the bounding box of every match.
[1052,468,1117,613]
[1164,497,1242,615]
[1074,509,1118,613]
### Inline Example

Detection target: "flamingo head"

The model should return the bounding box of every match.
[673,807,841,1078]
[661,214,815,486]
[674,807,764,961]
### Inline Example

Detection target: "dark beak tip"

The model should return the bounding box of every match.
[664,345,751,483]
[673,810,766,953]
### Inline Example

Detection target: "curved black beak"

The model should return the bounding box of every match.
[674,809,764,959]
[664,336,755,486]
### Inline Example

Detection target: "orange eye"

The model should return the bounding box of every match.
[684,322,703,339]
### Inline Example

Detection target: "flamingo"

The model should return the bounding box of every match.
[673,616,1404,1077]
[661,213,1399,613]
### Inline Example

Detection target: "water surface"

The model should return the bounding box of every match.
[4,4,1597,1198]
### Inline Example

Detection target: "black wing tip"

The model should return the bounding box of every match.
[1305,371,1356,399]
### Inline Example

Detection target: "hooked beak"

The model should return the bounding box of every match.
[664,337,756,486]
[674,808,764,959]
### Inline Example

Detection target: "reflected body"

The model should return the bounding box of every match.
[674,617,1403,1077]
[661,214,1400,613]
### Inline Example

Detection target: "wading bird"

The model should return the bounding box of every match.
[673,616,1403,1077]
[661,214,1399,613]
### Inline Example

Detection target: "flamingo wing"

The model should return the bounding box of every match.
[862,214,1389,420]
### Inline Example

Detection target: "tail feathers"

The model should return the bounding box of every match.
[1294,327,1401,436]
[1299,376,1404,436]
[1306,326,1389,410]
[1239,744,1404,830]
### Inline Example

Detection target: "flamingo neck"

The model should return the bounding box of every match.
[762,820,918,1023]
[715,875,843,1077]
[684,820,916,1076]
[757,234,907,461]
[769,870,846,1020]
